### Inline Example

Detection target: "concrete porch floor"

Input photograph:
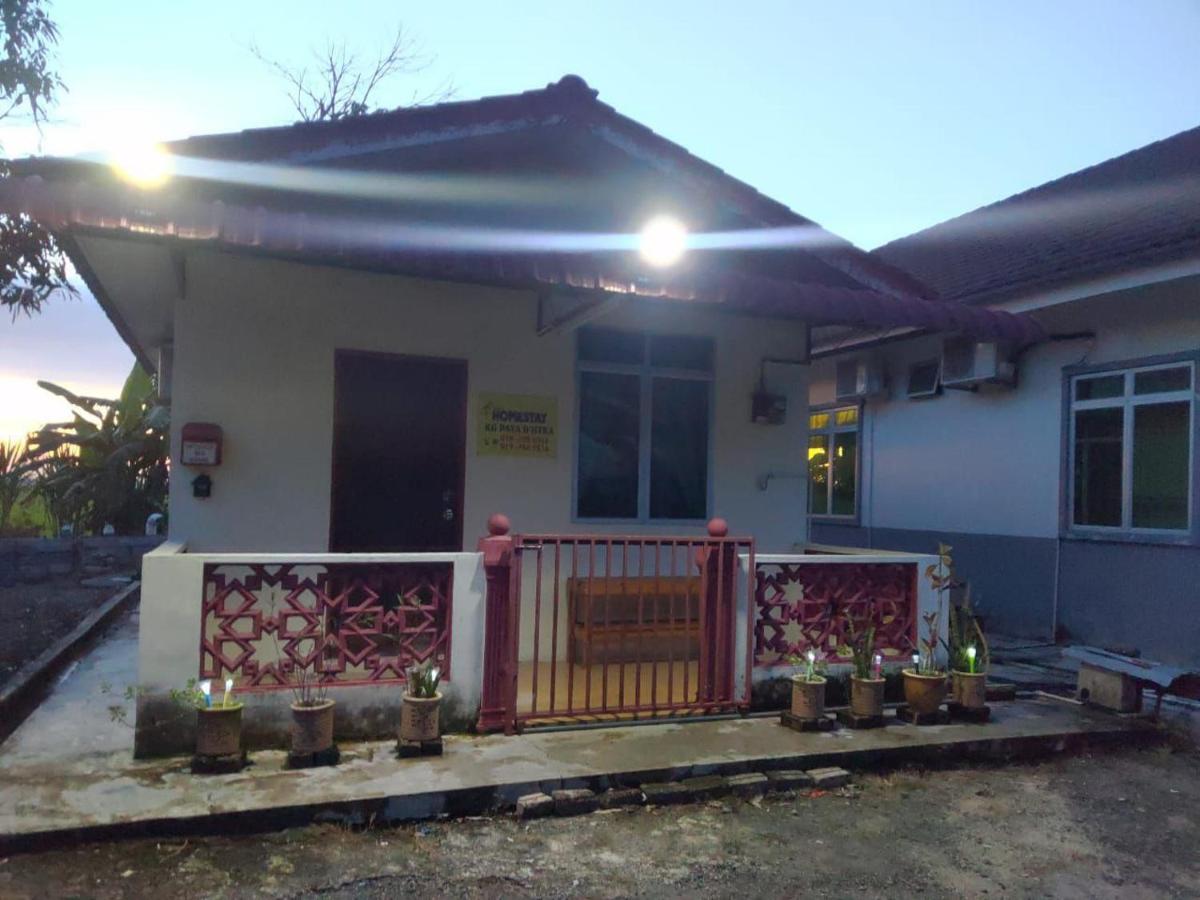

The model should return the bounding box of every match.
[0,608,1160,853]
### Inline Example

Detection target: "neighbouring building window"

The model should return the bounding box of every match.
[808,405,859,518]
[1070,360,1195,533]
[576,328,713,521]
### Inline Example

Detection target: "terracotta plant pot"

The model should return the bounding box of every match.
[195,704,243,758]
[952,671,987,709]
[790,676,827,720]
[902,669,947,715]
[290,699,336,756]
[400,692,442,743]
[850,676,886,718]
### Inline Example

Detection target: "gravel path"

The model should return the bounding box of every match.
[2,746,1197,898]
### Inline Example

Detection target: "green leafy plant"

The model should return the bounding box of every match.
[0,439,30,535]
[25,364,169,535]
[845,604,879,681]
[787,650,827,683]
[915,543,955,676]
[260,587,330,707]
[945,586,989,674]
[405,661,442,698]
[0,0,76,317]
[102,677,239,727]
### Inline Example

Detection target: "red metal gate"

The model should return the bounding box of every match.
[477,515,754,732]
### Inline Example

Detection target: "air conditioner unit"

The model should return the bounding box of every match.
[834,358,885,401]
[941,337,1016,389]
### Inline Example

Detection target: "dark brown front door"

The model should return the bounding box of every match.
[331,351,467,552]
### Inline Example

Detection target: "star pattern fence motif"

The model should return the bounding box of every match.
[753,561,917,667]
[200,562,452,689]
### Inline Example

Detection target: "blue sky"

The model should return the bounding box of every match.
[3,0,1199,441]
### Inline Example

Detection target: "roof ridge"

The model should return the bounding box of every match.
[167,74,598,149]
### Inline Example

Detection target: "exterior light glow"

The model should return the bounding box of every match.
[199,679,212,707]
[967,644,977,674]
[638,215,687,267]
[111,142,173,188]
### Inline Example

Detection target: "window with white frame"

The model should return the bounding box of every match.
[1069,360,1195,533]
[575,327,713,521]
[808,405,859,518]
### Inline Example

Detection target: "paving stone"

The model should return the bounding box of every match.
[805,766,851,789]
[515,792,555,820]
[599,787,644,808]
[681,774,729,799]
[764,770,814,791]
[726,772,769,797]
[640,781,691,806]
[987,682,1018,702]
[552,788,599,816]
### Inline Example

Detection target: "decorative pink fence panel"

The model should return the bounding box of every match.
[753,561,917,667]
[200,562,452,690]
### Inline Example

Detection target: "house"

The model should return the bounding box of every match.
[4,77,1037,751]
[808,125,1200,666]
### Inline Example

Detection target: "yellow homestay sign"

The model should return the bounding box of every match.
[477,393,558,458]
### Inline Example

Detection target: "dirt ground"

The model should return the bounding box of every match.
[0,577,112,688]
[1,745,1198,899]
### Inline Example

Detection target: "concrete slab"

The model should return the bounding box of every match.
[1,693,1158,852]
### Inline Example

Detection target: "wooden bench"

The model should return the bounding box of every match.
[567,575,703,665]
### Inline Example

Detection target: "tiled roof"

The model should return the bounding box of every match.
[159,75,935,304]
[872,124,1200,305]
[1,76,1045,344]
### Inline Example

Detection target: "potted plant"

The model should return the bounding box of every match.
[191,677,244,760]
[103,678,244,768]
[948,586,988,709]
[400,661,442,744]
[788,650,827,720]
[288,673,336,765]
[267,594,337,765]
[846,607,885,719]
[903,543,952,715]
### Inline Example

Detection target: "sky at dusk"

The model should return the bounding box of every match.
[2,0,1199,443]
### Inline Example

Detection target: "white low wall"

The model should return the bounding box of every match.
[136,542,485,754]
[744,551,942,694]
[137,541,942,751]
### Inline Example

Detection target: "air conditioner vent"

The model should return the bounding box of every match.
[941,337,1016,388]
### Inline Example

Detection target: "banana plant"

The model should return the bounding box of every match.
[25,363,169,535]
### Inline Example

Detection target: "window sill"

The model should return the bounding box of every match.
[1062,528,1198,548]
[808,515,861,527]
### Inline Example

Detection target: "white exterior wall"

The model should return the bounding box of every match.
[809,276,1200,539]
[169,250,810,553]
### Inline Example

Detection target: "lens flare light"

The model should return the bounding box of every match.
[110,142,173,188]
[638,215,687,267]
